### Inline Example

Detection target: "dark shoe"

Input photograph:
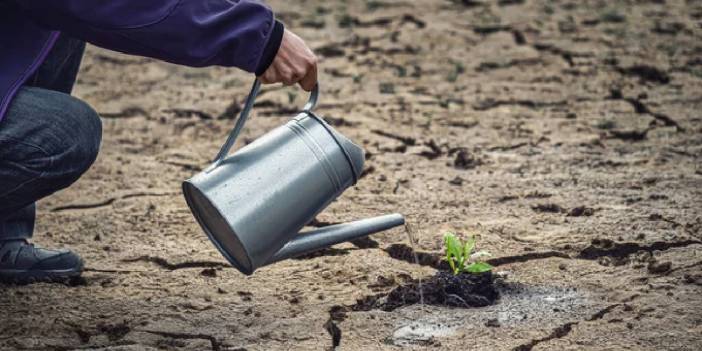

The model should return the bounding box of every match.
[0,239,83,284]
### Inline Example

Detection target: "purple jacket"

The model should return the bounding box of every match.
[0,0,284,120]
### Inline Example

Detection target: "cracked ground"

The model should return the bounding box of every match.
[1,0,701,350]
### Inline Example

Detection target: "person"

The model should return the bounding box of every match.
[0,0,318,284]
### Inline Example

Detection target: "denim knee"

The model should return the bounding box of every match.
[0,87,102,215]
[52,97,102,183]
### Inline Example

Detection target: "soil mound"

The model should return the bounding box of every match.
[384,271,498,310]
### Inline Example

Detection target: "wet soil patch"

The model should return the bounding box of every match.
[336,271,499,318]
[383,271,498,310]
[330,280,595,348]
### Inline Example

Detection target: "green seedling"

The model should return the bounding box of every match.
[444,232,493,275]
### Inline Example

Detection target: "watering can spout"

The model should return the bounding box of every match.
[265,213,405,265]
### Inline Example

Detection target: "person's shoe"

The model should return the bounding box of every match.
[0,239,83,284]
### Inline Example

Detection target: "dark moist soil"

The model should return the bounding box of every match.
[385,271,498,310]
[349,270,499,313]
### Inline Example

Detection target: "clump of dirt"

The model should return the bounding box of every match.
[531,203,565,213]
[453,149,483,170]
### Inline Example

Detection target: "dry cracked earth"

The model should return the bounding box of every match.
[1,0,701,350]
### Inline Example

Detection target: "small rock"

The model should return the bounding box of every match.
[683,274,702,286]
[495,271,509,279]
[648,213,664,221]
[453,150,482,170]
[200,268,217,277]
[567,206,594,217]
[485,318,501,327]
[449,176,464,186]
[647,261,672,274]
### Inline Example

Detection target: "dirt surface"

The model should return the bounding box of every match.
[2,0,701,350]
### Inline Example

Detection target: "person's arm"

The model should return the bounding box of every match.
[14,0,288,78]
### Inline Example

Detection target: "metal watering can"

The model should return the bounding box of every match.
[183,79,405,275]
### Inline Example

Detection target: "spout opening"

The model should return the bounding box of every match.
[182,181,254,275]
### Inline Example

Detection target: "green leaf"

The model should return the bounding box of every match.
[444,233,462,261]
[444,233,463,275]
[463,236,476,260]
[465,262,493,274]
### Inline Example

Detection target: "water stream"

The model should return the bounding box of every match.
[403,223,424,306]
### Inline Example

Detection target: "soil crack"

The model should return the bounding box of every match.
[324,318,342,349]
[512,304,621,351]
[577,239,701,262]
[472,98,567,111]
[51,192,177,212]
[487,251,571,266]
[138,329,221,351]
[121,256,229,270]
[99,107,149,119]
[371,129,416,146]
[512,321,577,351]
[608,89,684,132]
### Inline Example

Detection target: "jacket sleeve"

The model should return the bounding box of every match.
[14,0,284,73]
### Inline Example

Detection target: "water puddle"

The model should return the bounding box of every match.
[392,316,457,346]
[386,283,592,346]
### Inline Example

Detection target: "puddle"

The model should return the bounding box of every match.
[490,283,586,326]
[391,317,458,346]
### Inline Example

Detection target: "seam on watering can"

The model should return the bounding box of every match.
[286,122,343,192]
[304,111,360,185]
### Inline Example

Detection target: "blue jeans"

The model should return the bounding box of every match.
[0,34,101,240]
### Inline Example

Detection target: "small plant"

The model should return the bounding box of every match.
[444,232,493,275]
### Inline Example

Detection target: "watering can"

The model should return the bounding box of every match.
[182,79,405,275]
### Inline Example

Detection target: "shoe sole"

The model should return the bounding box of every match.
[0,263,84,285]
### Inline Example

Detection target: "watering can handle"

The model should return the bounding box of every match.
[209,78,319,169]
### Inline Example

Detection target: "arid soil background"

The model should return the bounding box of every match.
[2,0,701,350]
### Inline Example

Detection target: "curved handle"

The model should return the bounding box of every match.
[303,83,318,112]
[208,79,319,170]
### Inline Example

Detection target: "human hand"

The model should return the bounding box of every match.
[258,29,318,91]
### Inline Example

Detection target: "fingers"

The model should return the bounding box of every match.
[258,65,277,84]
[258,59,317,89]
[299,57,318,92]
[257,29,318,91]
